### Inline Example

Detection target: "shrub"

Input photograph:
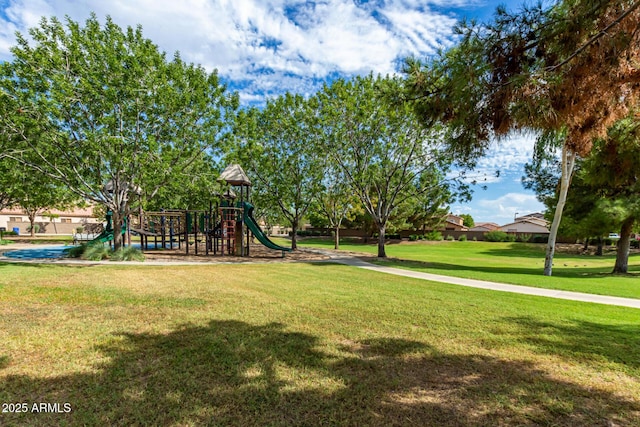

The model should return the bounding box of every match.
[409,234,419,241]
[445,235,455,241]
[424,231,443,241]
[64,244,87,258]
[505,233,517,242]
[296,230,328,237]
[27,224,40,234]
[631,240,640,249]
[532,235,549,244]
[82,244,111,261]
[517,233,532,243]
[484,230,509,242]
[111,246,145,262]
[373,232,401,240]
[458,234,467,241]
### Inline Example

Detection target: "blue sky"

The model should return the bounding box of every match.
[0,0,544,225]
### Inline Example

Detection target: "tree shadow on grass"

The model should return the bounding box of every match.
[501,316,640,370]
[374,258,623,280]
[478,243,549,259]
[1,320,639,426]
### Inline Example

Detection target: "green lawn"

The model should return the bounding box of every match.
[291,239,640,299]
[1,261,639,426]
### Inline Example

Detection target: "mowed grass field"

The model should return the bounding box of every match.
[290,239,640,299]
[1,260,639,426]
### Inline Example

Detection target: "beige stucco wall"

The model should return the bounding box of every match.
[0,207,100,235]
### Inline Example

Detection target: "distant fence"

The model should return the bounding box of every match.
[7,220,103,235]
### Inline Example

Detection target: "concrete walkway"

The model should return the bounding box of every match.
[322,253,640,310]
[3,243,639,309]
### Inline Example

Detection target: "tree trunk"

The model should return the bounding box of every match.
[377,224,387,258]
[29,215,36,237]
[544,146,576,276]
[112,210,124,251]
[613,217,635,274]
[291,219,298,250]
[596,237,603,256]
[334,225,340,250]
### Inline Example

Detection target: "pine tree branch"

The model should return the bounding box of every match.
[547,0,640,72]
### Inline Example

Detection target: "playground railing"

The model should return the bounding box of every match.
[72,233,100,245]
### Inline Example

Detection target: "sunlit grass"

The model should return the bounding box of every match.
[290,238,640,299]
[1,261,639,425]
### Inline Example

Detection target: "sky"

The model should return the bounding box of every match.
[0,0,545,225]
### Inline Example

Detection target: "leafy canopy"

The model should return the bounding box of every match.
[0,14,238,247]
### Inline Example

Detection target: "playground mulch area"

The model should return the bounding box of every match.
[0,241,332,264]
[142,242,330,263]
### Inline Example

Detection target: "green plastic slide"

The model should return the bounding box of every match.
[88,213,127,245]
[242,202,292,253]
[89,230,114,245]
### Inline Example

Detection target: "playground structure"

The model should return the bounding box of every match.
[93,164,292,257]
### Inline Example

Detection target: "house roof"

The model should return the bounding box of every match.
[500,218,550,232]
[444,218,468,230]
[445,214,466,228]
[503,212,549,230]
[470,222,500,231]
[518,212,545,220]
[516,217,549,227]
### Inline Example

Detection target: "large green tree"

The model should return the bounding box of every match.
[3,156,80,236]
[233,94,324,250]
[525,153,616,255]
[0,158,18,212]
[311,165,359,250]
[525,115,640,271]
[0,15,237,248]
[144,154,223,212]
[582,115,640,273]
[405,0,640,275]
[316,75,459,257]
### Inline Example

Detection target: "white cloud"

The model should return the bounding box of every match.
[0,0,471,100]
[475,192,545,222]
[476,133,537,171]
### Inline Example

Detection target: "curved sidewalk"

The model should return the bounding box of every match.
[327,254,640,310]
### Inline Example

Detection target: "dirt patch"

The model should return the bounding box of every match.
[0,241,331,264]
[555,243,640,256]
[142,242,329,263]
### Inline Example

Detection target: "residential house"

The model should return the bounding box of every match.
[444,214,469,231]
[499,213,550,234]
[0,206,100,235]
[470,222,500,232]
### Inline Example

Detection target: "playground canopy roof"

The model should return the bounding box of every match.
[222,188,237,199]
[217,164,251,186]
